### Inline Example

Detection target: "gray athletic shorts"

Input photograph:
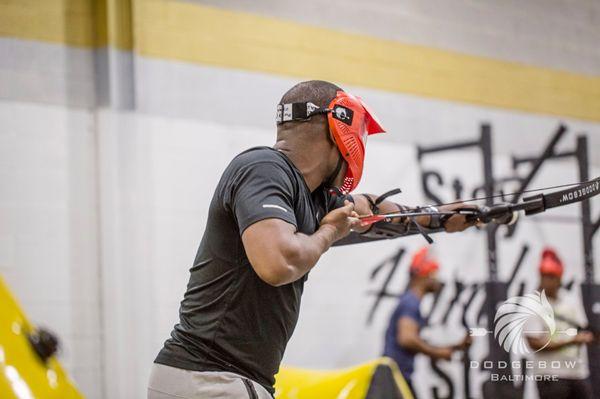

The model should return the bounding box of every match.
[147,363,273,399]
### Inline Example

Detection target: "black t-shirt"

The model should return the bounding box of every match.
[155,147,347,393]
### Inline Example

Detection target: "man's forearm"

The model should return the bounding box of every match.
[528,337,575,352]
[353,193,474,234]
[281,225,338,284]
[401,336,453,360]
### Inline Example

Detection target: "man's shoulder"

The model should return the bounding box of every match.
[554,291,578,310]
[554,292,587,322]
[231,146,289,168]
[225,147,300,184]
[222,147,299,193]
[394,291,421,314]
[400,291,420,306]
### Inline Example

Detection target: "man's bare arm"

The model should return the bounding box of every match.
[242,202,358,287]
[396,317,455,361]
[352,194,475,234]
[527,331,593,352]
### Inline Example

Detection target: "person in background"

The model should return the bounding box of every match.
[383,247,470,399]
[526,248,594,399]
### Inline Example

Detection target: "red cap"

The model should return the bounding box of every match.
[539,247,563,277]
[410,247,439,277]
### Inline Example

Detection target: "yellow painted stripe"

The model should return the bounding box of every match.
[95,0,133,49]
[1,0,600,121]
[0,0,131,49]
[135,1,600,121]
[0,0,96,47]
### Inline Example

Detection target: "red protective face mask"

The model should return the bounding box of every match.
[326,91,385,193]
[275,90,385,194]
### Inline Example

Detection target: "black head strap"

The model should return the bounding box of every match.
[276,102,331,124]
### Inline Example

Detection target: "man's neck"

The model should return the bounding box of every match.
[274,142,324,192]
[539,285,559,300]
[409,285,426,299]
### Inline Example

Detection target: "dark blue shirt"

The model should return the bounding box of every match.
[383,290,425,380]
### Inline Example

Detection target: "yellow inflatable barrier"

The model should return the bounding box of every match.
[0,275,83,399]
[275,357,414,399]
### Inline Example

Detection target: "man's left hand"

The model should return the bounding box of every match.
[439,203,478,233]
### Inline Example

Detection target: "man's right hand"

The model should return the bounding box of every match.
[453,334,473,351]
[436,337,471,361]
[319,200,360,242]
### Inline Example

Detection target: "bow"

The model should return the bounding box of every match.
[359,176,600,228]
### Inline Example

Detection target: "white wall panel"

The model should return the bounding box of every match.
[135,58,600,167]
[0,101,102,398]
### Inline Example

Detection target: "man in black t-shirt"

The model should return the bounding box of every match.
[148,80,475,399]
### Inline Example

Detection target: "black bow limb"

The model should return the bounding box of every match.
[355,177,600,244]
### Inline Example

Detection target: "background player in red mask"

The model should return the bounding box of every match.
[383,247,471,399]
[527,248,594,399]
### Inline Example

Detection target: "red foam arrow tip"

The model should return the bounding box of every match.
[358,214,388,226]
